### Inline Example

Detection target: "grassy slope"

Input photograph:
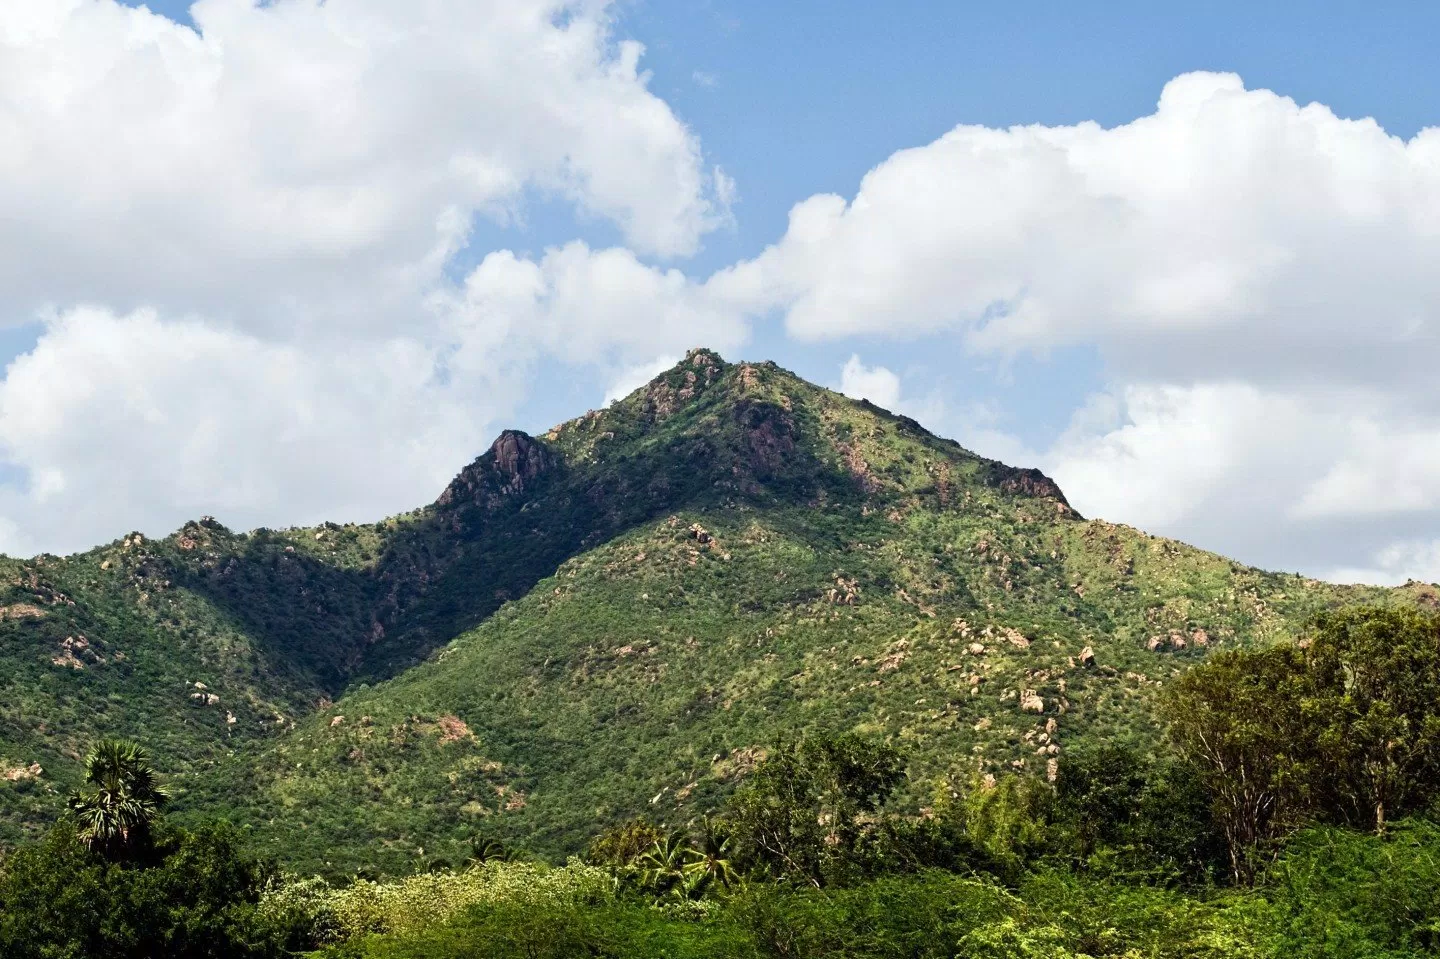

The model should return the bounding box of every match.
[181,352,1397,875]
[0,354,756,843]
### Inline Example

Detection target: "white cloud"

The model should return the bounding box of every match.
[704,73,1440,581]
[1321,540,1440,587]
[0,0,726,332]
[0,1,744,554]
[838,355,903,410]
[440,241,749,367]
[1046,383,1307,531]
[0,307,508,555]
[720,71,1440,393]
[0,234,751,554]
[7,46,1440,589]
[604,355,682,406]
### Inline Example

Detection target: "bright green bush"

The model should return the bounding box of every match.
[260,858,617,945]
[1244,819,1440,958]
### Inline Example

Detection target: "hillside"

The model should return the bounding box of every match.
[0,351,811,844]
[155,350,1397,875]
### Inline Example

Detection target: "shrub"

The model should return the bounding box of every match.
[0,820,294,959]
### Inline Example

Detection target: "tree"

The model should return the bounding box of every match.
[1053,745,1149,861]
[683,818,739,894]
[721,733,905,887]
[1160,647,1316,884]
[67,738,170,860]
[1051,746,1226,881]
[0,820,293,959]
[587,818,666,869]
[1302,605,1440,833]
[634,831,698,899]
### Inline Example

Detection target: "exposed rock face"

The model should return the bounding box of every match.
[733,399,797,479]
[1001,627,1031,649]
[437,430,557,509]
[994,466,1077,516]
[1,762,41,782]
[641,348,725,422]
[490,431,554,492]
[0,603,45,621]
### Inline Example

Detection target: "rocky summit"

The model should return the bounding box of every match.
[0,350,1398,870]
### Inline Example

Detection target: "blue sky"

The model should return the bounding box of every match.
[118,0,1440,425]
[6,0,1440,583]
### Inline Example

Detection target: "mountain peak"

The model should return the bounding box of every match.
[682,346,728,368]
[436,428,557,509]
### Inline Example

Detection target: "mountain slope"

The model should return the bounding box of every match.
[0,352,778,843]
[174,350,1397,874]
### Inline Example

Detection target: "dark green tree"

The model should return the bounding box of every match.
[721,733,905,888]
[587,818,667,869]
[1161,646,1316,884]
[683,818,740,894]
[1053,745,1150,861]
[1302,605,1440,833]
[67,738,170,860]
[634,831,699,899]
[0,820,294,959]
[1052,746,1226,881]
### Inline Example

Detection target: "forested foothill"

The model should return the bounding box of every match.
[4,604,1438,958]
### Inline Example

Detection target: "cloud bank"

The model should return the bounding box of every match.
[1,19,1438,589]
[725,73,1440,583]
[0,0,736,553]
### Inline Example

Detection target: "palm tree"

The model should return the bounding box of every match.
[682,818,739,893]
[634,831,696,898]
[633,823,739,901]
[469,836,513,865]
[68,739,169,859]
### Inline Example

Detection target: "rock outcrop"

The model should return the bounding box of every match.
[992,465,1078,516]
[437,430,557,509]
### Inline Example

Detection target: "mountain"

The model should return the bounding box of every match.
[0,349,1412,869]
[156,350,1410,874]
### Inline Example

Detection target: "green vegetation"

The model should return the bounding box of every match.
[1,350,1437,953]
[8,625,1440,957]
[1163,605,1440,882]
[67,738,170,859]
[0,351,1402,861]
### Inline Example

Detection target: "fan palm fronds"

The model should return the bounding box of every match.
[67,739,169,860]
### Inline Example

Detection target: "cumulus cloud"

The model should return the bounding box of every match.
[721,71,1440,388]
[838,355,903,410]
[0,307,510,555]
[706,73,1440,582]
[441,242,749,367]
[0,0,727,331]
[1322,540,1440,587]
[1041,381,1440,579]
[604,355,681,406]
[0,234,752,554]
[0,0,743,554]
[7,45,1440,588]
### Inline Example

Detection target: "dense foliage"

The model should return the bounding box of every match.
[0,820,300,958]
[0,351,1401,859]
[2,351,1437,956]
[7,640,1440,959]
[1163,605,1440,881]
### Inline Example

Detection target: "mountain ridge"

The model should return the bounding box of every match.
[0,349,1408,866]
